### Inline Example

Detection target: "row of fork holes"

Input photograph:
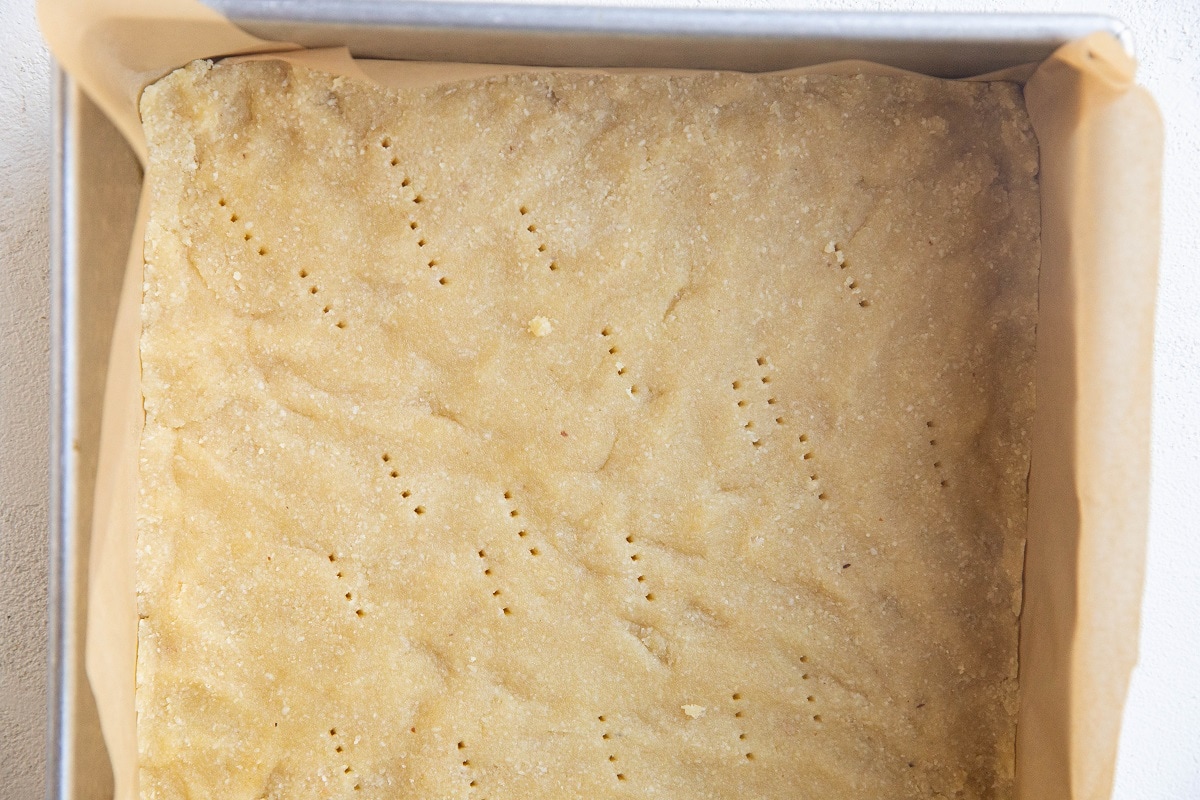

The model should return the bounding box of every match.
[598,716,626,782]
[479,489,537,617]
[296,270,347,328]
[601,327,640,396]
[828,242,870,308]
[218,199,268,256]
[380,140,437,282]
[458,740,481,792]
[519,205,558,271]
[326,728,361,791]
[326,554,364,617]
[380,454,424,513]
[625,535,651,600]
[379,137,421,198]
[928,420,948,487]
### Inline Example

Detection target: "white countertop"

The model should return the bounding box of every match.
[1,0,1196,796]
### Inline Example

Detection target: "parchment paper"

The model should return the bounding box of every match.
[37,1,1162,799]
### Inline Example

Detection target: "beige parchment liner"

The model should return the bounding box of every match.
[38,0,1162,798]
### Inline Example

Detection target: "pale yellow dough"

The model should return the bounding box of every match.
[137,60,1039,800]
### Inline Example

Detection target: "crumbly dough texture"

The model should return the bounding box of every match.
[137,60,1039,800]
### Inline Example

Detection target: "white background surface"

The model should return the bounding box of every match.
[0,0,1196,797]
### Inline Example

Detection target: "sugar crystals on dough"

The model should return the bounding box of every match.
[137,59,1039,799]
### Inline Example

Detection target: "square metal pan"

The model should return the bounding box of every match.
[47,6,1130,799]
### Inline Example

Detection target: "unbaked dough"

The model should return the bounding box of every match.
[137,59,1039,799]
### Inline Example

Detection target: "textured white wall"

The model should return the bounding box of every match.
[0,0,50,797]
[0,0,1196,797]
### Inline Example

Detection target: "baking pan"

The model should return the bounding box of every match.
[45,7,1132,800]
[48,70,142,800]
[208,3,1131,75]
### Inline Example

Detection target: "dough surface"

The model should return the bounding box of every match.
[137,60,1039,800]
